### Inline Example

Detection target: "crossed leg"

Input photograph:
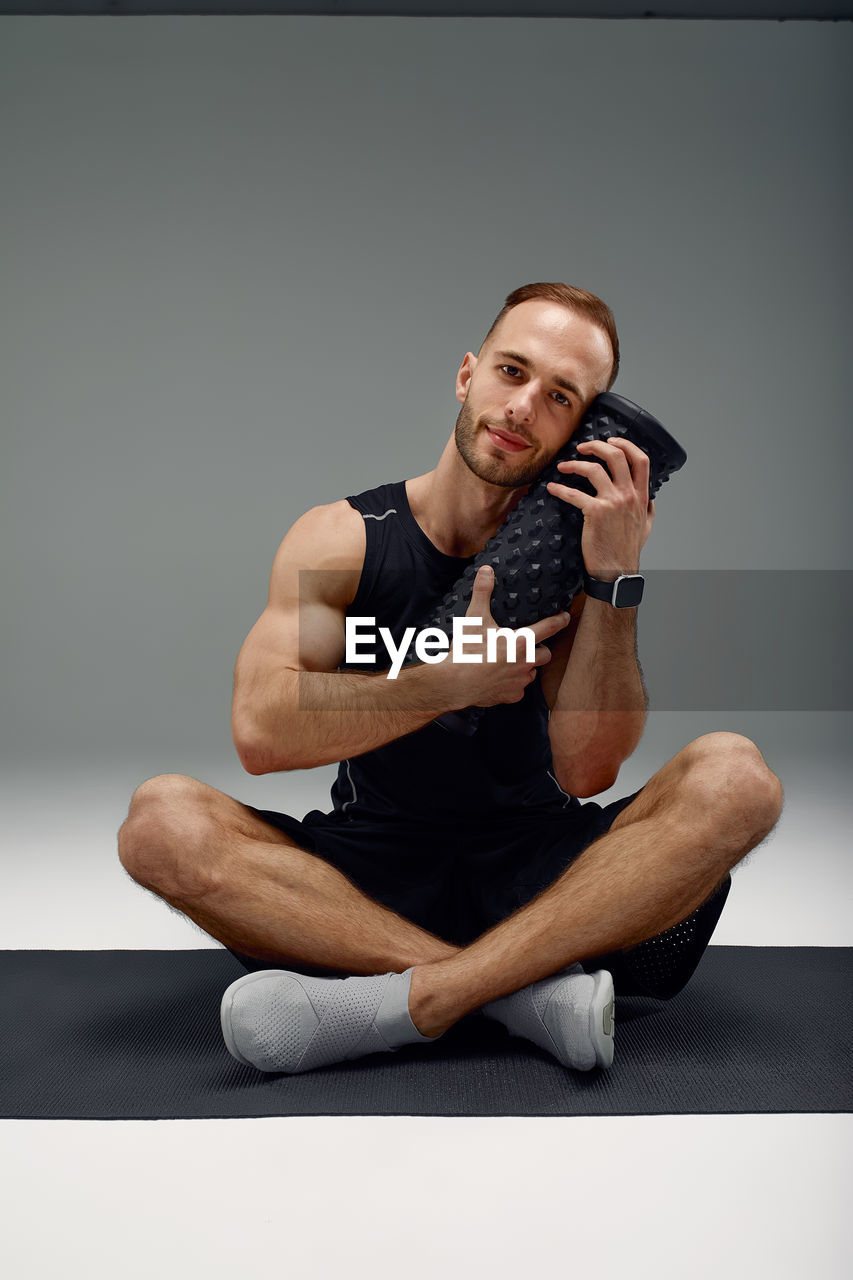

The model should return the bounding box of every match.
[118,776,462,977]
[118,730,782,1044]
[407,730,783,1035]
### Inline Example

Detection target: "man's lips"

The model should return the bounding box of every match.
[484,424,531,452]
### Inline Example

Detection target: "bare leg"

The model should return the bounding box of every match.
[408,732,784,1036]
[118,773,460,975]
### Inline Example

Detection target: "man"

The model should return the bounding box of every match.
[118,282,783,1076]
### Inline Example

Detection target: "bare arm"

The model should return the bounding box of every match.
[538,434,655,798]
[232,510,570,776]
[540,591,647,799]
[231,501,453,774]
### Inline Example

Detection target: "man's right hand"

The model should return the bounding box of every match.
[437,564,571,711]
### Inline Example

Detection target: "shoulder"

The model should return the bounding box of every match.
[270,499,366,608]
[276,498,365,568]
[284,498,364,552]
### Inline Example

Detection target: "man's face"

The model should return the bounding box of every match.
[454,299,614,488]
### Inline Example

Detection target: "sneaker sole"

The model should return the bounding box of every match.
[589,969,615,1069]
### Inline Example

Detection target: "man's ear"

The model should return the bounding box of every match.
[455,351,477,404]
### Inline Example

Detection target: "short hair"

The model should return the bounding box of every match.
[479,281,620,391]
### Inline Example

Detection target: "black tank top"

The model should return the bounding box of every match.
[328,479,580,822]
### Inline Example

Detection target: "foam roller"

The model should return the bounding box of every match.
[413,391,687,734]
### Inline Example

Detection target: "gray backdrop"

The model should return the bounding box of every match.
[2,16,850,785]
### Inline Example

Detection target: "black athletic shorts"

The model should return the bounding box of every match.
[227,789,731,1000]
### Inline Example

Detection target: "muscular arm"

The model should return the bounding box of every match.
[538,434,654,798]
[231,501,451,774]
[232,508,568,775]
[539,591,647,799]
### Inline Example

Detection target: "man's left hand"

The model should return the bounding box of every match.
[545,437,655,579]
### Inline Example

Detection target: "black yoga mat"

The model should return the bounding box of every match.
[2,947,850,1119]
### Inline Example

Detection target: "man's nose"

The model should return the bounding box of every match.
[505,388,536,425]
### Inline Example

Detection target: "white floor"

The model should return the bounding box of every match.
[2,716,851,1279]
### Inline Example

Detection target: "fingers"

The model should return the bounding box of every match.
[530,610,571,643]
[575,440,621,487]
[612,439,652,503]
[555,438,650,493]
[465,564,495,616]
[465,567,569,655]
[545,479,592,512]
[583,436,650,480]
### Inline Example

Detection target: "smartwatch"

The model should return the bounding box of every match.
[583,572,645,608]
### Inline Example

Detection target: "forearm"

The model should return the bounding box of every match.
[234,663,452,773]
[548,599,647,797]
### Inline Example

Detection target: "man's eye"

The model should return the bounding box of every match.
[501,365,521,378]
[552,391,571,407]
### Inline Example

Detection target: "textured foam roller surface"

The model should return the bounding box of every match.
[1,947,850,1119]
[410,392,686,733]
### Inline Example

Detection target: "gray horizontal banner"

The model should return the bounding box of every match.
[296,570,852,713]
[635,570,850,711]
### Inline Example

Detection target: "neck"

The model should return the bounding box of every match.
[406,433,530,559]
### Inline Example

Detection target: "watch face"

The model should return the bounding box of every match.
[614,575,644,608]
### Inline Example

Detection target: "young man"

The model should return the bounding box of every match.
[118,282,783,1075]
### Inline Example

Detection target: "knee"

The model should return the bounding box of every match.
[118,774,217,901]
[679,732,783,841]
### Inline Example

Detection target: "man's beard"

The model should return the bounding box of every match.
[454,398,552,488]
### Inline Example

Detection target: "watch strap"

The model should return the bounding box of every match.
[582,572,645,607]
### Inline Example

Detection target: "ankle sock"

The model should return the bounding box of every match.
[482,964,615,1071]
[220,965,440,1074]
